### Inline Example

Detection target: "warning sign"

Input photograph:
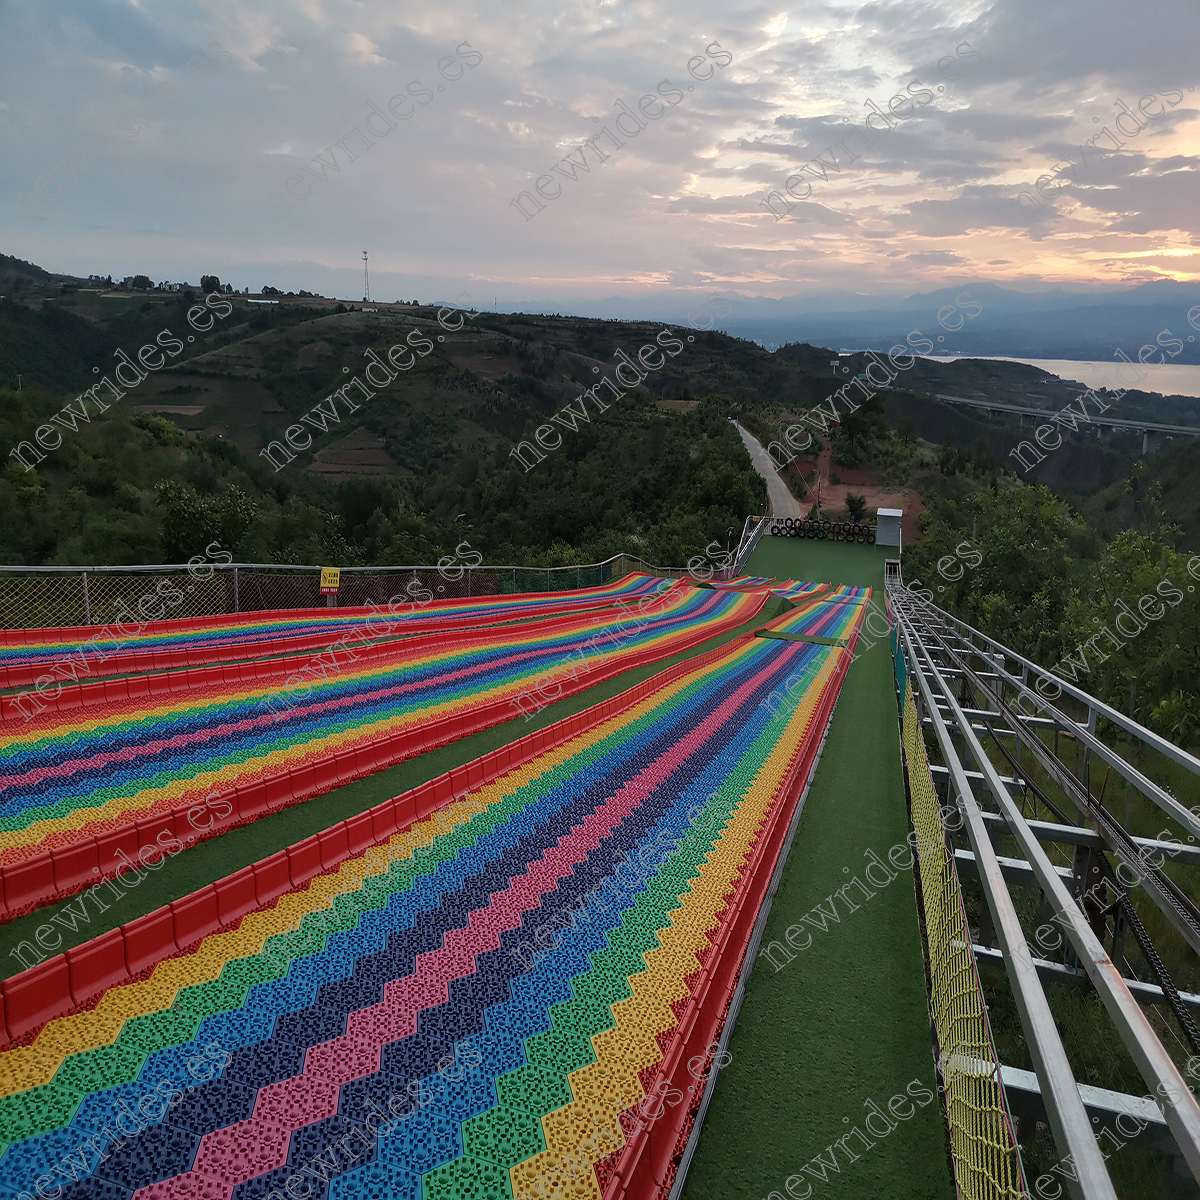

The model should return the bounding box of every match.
[320,567,340,594]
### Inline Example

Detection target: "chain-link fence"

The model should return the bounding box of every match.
[0,554,698,631]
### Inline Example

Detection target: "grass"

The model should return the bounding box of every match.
[745,533,896,590]
[683,537,954,1200]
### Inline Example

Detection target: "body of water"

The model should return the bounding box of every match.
[926,355,1200,399]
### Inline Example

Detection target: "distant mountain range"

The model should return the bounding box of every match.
[9,251,1200,365]
[0,253,87,286]
[492,280,1200,364]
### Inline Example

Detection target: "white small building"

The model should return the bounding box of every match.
[875,508,903,549]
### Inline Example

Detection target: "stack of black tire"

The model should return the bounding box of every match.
[769,518,875,543]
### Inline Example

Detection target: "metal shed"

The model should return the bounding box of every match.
[875,507,903,549]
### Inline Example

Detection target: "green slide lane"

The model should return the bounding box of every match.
[683,537,955,1200]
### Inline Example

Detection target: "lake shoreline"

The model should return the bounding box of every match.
[917,355,1200,399]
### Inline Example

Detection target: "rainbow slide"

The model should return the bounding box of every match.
[766,589,872,642]
[0,577,673,691]
[0,587,763,919]
[710,578,837,602]
[0,593,864,1200]
[765,580,830,601]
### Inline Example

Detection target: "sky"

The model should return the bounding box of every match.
[3,0,1199,311]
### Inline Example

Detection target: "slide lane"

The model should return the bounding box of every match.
[0,577,673,691]
[767,588,872,641]
[0,589,762,920]
[679,536,953,1200]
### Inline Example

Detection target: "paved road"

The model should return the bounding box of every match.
[733,421,803,518]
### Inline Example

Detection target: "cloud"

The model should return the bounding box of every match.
[2,0,1198,305]
[343,32,387,65]
[904,250,966,264]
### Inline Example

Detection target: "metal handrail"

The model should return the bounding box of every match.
[897,609,1118,1197]
[897,593,1200,1181]
[904,591,1200,778]
[728,515,767,580]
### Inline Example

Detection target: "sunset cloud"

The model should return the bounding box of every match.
[1,0,1196,308]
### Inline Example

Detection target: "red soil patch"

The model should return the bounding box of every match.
[785,443,924,541]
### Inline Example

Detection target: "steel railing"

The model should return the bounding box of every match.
[888,564,1200,1195]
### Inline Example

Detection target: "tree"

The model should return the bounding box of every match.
[154,481,258,559]
[897,416,916,443]
[200,275,221,294]
[938,433,960,475]
[130,275,153,291]
[846,493,867,522]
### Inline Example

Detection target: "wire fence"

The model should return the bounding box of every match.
[0,554,697,631]
[899,675,1027,1199]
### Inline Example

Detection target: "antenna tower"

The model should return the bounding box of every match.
[362,250,370,302]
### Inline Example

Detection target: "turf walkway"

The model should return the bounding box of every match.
[682,538,954,1200]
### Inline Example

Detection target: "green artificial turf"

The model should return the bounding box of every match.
[1,594,789,979]
[747,533,897,590]
[682,536,955,1200]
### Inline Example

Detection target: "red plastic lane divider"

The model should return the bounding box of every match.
[0,586,692,721]
[0,590,761,922]
[601,634,858,1200]
[0,610,769,1047]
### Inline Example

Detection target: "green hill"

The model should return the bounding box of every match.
[1,291,803,566]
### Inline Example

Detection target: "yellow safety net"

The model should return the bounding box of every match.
[902,682,1027,1199]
